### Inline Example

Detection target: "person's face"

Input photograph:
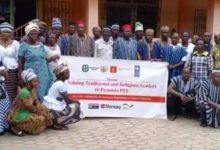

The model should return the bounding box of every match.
[171,33,179,45]
[161,28,170,39]
[136,30,143,39]
[48,34,56,45]
[112,29,119,36]
[196,40,205,50]
[29,78,39,89]
[93,28,101,38]
[204,32,212,44]
[123,28,132,39]
[68,25,75,35]
[0,30,11,40]
[212,73,220,85]
[63,69,70,80]
[145,32,154,43]
[38,24,45,36]
[182,69,190,81]
[192,35,199,44]
[182,33,189,43]
[53,27,62,36]
[214,35,219,45]
[28,30,38,42]
[77,24,85,36]
[102,30,111,41]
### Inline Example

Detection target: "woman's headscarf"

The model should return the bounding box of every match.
[21,68,37,83]
[25,22,39,35]
[45,31,56,44]
[0,22,14,32]
[54,63,68,77]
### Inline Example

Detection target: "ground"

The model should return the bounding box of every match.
[0,118,220,150]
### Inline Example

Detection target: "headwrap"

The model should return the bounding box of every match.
[31,19,41,26]
[25,22,39,35]
[0,22,14,32]
[52,18,62,28]
[103,26,111,32]
[92,26,101,31]
[21,68,37,83]
[182,30,189,36]
[69,21,76,26]
[135,22,143,31]
[212,69,220,74]
[145,29,154,35]
[76,20,85,26]
[111,24,120,30]
[54,63,68,77]
[45,30,56,44]
[122,24,131,31]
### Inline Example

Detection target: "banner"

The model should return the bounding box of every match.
[61,56,168,119]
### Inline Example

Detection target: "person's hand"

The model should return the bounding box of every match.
[73,100,80,105]
[185,97,194,102]
[180,94,187,103]
[168,65,174,69]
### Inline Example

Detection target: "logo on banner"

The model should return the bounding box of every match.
[100,66,108,73]
[134,65,140,77]
[88,103,99,109]
[82,64,89,72]
[110,66,117,73]
[123,104,133,110]
[100,104,121,110]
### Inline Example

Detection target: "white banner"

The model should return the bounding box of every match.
[61,56,168,119]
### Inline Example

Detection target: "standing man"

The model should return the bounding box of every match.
[94,26,113,59]
[178,31,195,67]
[192,34,199,45]
[60,21,76,55]
[145,29,155,60]
[135,22,144,42]
[113,24,137,60]
[65,20,94,57]
[52,18,63,48]
[111,24,120,41]
[92,26,101,42]
[214,32,219,45]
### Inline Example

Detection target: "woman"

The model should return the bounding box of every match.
[8,69,52,136]
[18,22,53,103]
[43,63,82,130]
[188,38,213,83]
[197,70,220,127]
[0,66,10,135]
[0,22,20,102]
[211,33,220,69]
[44,31,61,80]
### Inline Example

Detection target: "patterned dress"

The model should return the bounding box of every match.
[197,79,220,127]
[188,51,213,83]
[211,45,220,69]
[19,43,53,103]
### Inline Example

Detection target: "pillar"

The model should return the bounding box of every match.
[86,0,99,36]
[9,0,15,26]
[207,0,220,36]
[178,0,187,32]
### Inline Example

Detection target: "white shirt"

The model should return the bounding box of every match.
[178,43,195,67]
[43,81,67,111]
[0,40,20,70]
[94,38,113,59]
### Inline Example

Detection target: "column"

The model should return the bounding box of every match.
[86,0,99,36]
[9,0,15,26]
[207,0,220,35]
[178,0,187,32]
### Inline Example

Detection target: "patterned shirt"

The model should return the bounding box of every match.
[171,75,200,97]
[188,51,213,83]
[211,45,220,69]
[113,38,137,60]
[94,38,113,59]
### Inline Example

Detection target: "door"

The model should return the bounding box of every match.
[43,0,72,32]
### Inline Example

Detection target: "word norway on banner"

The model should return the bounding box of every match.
[61,56,168,119]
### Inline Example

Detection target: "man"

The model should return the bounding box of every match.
[178,31,195,67]
[61,21,76,55]
[92,26,101,42]
[144,29,155,60]
[198,70,220,127]
[52,18,63,48]
[20,19,45,44]
[94,26,113,59]
[65,20,94,57]
[167,68,200,120]
[113,24,137,60]
[135,22,148,60]
[214,32,219,45]
[192,34,199,45]
[111,24,120,41]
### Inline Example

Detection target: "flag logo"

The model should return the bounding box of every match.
[110,66,117,73]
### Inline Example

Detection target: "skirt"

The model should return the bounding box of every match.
[0,96,10,132]
[49,104,81,125]
[5,69,18,102]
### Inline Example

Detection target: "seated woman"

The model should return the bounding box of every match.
[8,69,52,136]
[43,63,82,130]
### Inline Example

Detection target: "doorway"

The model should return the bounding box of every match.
[15,0,36,28]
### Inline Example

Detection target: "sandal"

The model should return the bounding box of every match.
[11,127,25,137]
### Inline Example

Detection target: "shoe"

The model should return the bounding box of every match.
[0,132,5,136]
[200,122,207,127]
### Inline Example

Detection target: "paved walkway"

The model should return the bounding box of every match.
[0,118,220,150]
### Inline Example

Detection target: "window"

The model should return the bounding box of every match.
[194,9,207,36]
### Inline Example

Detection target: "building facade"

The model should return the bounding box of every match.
[0,0,219,37]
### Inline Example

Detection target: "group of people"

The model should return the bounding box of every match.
[0,17,220,136]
